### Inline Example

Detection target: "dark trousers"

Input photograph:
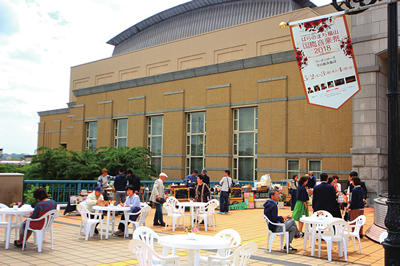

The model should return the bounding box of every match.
[220,191,230,213]
[153,203,164,224]
[118,207,141,231]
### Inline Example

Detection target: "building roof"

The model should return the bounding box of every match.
[107,0,316,56]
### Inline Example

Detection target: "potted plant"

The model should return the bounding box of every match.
[278,193,286,209]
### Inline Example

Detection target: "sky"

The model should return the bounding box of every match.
[0,0,332,155]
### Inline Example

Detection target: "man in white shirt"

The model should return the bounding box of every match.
[86,186,108,234]
[113,185,141,236]
[218,170,232,214]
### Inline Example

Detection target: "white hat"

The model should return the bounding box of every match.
[159,172,168,178]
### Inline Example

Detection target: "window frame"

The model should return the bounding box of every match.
[287,159,300,180]
[114,119,128,148]
[185,112,206,176]
[147,116,163,176]
[86,121,98,153]
[308,160,322,179]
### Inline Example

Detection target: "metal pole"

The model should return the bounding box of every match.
[382,1,400,264]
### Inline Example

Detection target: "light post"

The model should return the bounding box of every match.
[332,0,400,265]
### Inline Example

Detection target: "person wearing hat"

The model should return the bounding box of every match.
[201,169,210,187]
[150,172,168,226]
[86,186,108,234]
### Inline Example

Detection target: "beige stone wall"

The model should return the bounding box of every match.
[68,7,331,102]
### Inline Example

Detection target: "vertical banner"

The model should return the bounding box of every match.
[289,12,361,109]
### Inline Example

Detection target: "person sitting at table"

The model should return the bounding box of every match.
[86,186,108,234]
[312,173,336,216]
[291,176,309,237]
[264,188,300,252]
[14,188,57,247]
[113,185,141,236]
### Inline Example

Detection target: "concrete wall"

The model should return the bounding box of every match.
[0,173,24,206]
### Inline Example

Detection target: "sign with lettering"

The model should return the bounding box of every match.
[289,12,361,109]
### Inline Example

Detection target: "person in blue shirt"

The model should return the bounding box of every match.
[184,170,198,199]
[264,188,300,252]
[113,185,141,236]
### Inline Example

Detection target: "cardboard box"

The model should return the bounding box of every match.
[254,199,265,209]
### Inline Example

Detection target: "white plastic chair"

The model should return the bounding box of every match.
[0,203,21,242]
[207,241,258,266]
[125,205,152,237]
[163,202,185,231]
[129,239,181,266]
[304,210,333,248]
[77,204,103,240]
[22,209,59,252]
[195,202,217,231]
[200,229,241,265]
[318,220,350,261]
[133,226,161,265]
[208,199,219,226]
[380,232,388,243]
[263,215,289,253]
[344,215,366,254]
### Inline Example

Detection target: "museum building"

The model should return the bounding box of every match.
[37,0,358,187]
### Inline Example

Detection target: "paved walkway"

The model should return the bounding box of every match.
[0,206,383,266]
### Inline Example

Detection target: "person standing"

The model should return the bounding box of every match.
[97,168,114,200]
[114,167,127,204]
[150,172,168,226]
[347,177,365,237]
[328,177,342,218]
[264,189,300,252]
[307,171,316,189]
[195,175,211,203]
[201,169,210,187]
[290,175,298,211]
[184,170,198,199]
[113,185,141,236]
[312,173,337,215]
[218,170,232,215]
[291,176,309,236]
[346,171,368,204]
[127,169,141,194]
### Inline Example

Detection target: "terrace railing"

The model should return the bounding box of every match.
[23,179,287,204]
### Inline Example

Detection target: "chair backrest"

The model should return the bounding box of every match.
[228,242,258,266]
[0,203,9,209]
[312,210,333,219]
[129,239,180,266]
[28,209,59,231]
[325,220,349,242]
[136,206,151,224]
[0,203,8,222]
[132,226,159,249]
[348,215,366,235]
[77,204,90,223]
[263,214,284,231]
[163,202,175,217]
[209,199,219,207]
[166,196,179,207]
[206,202,217,216]
[215,229,241,255]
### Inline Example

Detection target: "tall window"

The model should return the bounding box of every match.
[186,112,206,175]
[233,107,258,181]
[147,116,163,176]
[308,160,322,179]
[86,121,97,153]
[114,119,128,148]
[287,160,300,180]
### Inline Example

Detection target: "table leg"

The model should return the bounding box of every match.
[303,222,309,250]
[123,210,129,238]
[194,249,200,266]
[188,249,194,266]
[111,210,115,235]
[190,206,194,227]
[105,211,111,239]
[311,226,317,256]
[161,246,169,266]
[5,215,13,249]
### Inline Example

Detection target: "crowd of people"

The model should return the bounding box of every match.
[263,170,368,252]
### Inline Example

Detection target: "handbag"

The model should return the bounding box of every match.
[156,198,166,204]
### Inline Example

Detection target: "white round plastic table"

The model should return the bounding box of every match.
[177,202,207,227]
[159,234,231,266]
[93,205,130,239]
[300,216,343,256]
[0,207,32,249]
